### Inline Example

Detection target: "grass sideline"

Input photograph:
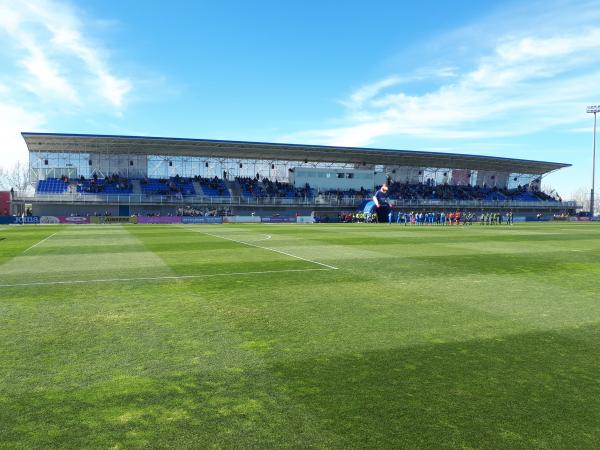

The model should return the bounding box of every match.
[1,222,600,449]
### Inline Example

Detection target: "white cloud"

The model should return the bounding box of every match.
[285,2,600,149]
[0,105,45,168]
[342,76,404,109]
[20,41,80,103]
[567,126,595,133]
[0,0,131,109]
[0,0,133,173]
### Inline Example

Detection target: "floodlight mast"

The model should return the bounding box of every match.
[587,105,599,217]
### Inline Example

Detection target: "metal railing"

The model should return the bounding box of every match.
[12,191,578,209]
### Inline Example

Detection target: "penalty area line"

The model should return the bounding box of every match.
[23,232,58,253]
[185,227,339,270]
[0,268,333,288]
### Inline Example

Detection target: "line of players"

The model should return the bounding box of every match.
[352,210,514,225]
[366,183,515,225]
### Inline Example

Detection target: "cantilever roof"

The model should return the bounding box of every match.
[21,132,571,175]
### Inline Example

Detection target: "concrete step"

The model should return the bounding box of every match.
[192,181,204,195]
[227,180,242,197]
[131,180,142,194]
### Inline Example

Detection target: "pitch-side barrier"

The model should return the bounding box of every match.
[2,214,316,224]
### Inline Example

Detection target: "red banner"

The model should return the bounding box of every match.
[0,192,9,216]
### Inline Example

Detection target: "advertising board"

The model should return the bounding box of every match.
[59,216,90,224]
[41,216,60,224]
[181,216,223,224]
[261,217,296,223]
[15,216,40,224]
[223,216,261,223]
[137,216,183,224]
[90,216,132,224]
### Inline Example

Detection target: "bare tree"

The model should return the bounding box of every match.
[568,187,600,213]
[542,183,555,195]
[0,162,30,191]
[569,187,588,211]
[541,183,561,201]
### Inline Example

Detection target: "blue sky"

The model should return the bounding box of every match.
[0,0,599,197]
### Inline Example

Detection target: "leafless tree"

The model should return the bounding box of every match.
[541,183,561,200]
[542,183,555,195]
[0,162,30,191]
[569,187,589,211]
[568,187,600,213]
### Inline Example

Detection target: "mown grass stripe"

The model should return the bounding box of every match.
[0,267,332,288]
[23,232,58,253]
[185,227,339,270]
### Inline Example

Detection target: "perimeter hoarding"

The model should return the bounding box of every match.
[15,216,40,224]
[59,216,90,224]
[181,217,223,224]
[41,216,60,224]
[90,216,134,224]
[223,216,261,223]
[137,216,183,224]
[39,216,91,224]
[261,217,296,223]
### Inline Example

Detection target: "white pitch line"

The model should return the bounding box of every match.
[0,268,331,288]
[23,232,58,253]
[186,228,339,270]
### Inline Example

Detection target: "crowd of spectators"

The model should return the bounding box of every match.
[37,173,562,204]
[382,180,559,202]
[140,175,194,196]
[236,176,263,197]
[308,181,561,203]
[236,175,312,198]
[198,176,229,196]
[319,187,369,201]
[77,174,131,194]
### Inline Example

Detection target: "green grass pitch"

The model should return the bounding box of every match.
[1,222,600,449]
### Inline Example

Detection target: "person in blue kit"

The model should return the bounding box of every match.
[372,183,391,223]
[396,210,403,224]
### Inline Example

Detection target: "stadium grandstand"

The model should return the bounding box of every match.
[10,132,577,220]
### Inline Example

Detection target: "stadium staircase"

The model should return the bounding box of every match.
[192,181,203,196]
[226,180,241,197]
[131,180,142,195]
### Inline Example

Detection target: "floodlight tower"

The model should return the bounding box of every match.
[587,105,599,217]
